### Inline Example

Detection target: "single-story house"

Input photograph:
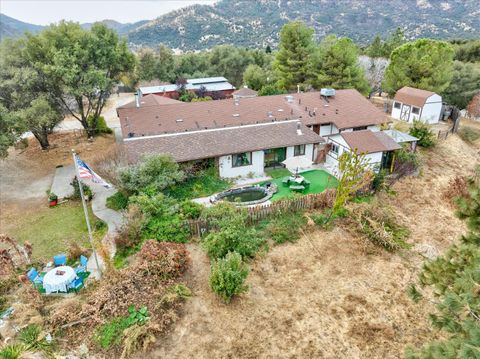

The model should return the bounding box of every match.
[391,86,442,124]
[233,86,258,99]
[325,130,402,175]
[124,120,323,178]
[118,88,401,179]
[138,77,235,99]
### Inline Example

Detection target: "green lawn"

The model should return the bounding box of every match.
[262,170,338,201]
[8,201,106,261]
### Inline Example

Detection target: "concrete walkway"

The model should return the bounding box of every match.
[87,182,124,279]
[50,165,75,200]
[49,164,124,279]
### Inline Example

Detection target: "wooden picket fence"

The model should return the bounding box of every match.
[437,127,454,141]
[187,189,336,237]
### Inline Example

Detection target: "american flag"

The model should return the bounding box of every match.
[75,156,111,188]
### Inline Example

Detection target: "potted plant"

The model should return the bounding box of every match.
[47,191,58,207]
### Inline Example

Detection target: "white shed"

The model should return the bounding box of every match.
[391,86,442,124]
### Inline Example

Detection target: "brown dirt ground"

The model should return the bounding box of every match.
[150,132,479,359]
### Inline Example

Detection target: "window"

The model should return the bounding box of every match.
[394,102,401,109]
[294,144,305,156]
[412,106,420,115]
[331,143,339,155]
[232,152,252,167]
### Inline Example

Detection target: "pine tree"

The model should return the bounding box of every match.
[313,36,370,95]
[367,35,385,58]
[383,39,454,96]
[273,21,315,90]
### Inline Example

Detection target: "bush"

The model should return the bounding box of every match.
[458,126,480,144]
[94,316,131,349]
[116,205,144,251]
[180,200,203,219]
[119,154,185,195]
[209,252,249,303]
[372,169,387,192]
[393,147,419,177]
[106,191,129,211]
[67,241,89,263]
[258,84,287,96]
[88,115,112,134]
[202,225,265,260]
[409,121,436,147]
[130,194,189,243]
[70,177,93,201]
[264,212,307,244]
[200,202,265,259]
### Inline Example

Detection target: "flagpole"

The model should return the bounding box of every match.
[72,150,102,278]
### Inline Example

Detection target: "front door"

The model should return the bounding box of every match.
[264,147,287,168]
[400,105,411,122]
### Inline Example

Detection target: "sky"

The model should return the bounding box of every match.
[1,0,217,25]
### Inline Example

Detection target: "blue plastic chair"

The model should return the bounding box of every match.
[69,277,84,292]
[26,268,43,284]
[75,255,88,274]
[53,254,67,266]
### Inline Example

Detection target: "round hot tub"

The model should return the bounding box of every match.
[213,183,277,206]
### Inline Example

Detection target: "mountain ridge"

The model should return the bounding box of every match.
[2,0,479,50]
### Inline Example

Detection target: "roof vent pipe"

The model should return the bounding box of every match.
[135,92,140,108]
[296,122,302,135]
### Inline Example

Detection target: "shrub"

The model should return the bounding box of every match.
[372,169,387,192]
[443,175,469,205]
[458,126,480,144]
[70,177,93,201]
[409,121,436,147]
[202,225,265,260]
[264,212,307,244]
[121,323,157,358]
[180,200,203,219]
[209,252,249,303]
[349,202,411,251]
[119,154,185,195]
[66,241,89,263]
[393,147,419,177]
[106,191,129,211]
[130,194,189,243]
[18,324,52,353]
[0,343,27,359]
[94,316,131,349]
[258,84,287,96]
[87,115,112,134]
[116,205,144,251]
[200,202,246,228]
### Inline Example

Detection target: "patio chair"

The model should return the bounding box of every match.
[282,177,290,186]
[26,268,43,285]
[53,254,67,266]
[75,255,88,274]
[69,277,84,293]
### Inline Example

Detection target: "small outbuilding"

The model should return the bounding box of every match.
[391,86,442,124]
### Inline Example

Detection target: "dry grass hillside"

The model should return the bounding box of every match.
[151,129,479,359]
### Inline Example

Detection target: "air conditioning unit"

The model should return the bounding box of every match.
[320,88,336,97]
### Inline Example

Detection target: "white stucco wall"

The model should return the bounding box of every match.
[218,150,264,178]
[325,134,383,177]
[286,143,314,160]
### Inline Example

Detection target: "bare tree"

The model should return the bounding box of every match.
[358,55,389,94]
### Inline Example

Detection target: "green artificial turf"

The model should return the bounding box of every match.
[262,170,338,201]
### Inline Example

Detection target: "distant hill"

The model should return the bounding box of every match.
[0,14,44,39]
[80,19,149,35]
[2,0,479,50]
[128,0,480,50]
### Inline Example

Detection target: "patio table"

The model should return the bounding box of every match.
[289,175,305,184]
[43,266,76,294]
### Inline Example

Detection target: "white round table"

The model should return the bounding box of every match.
[43,266,76,294]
